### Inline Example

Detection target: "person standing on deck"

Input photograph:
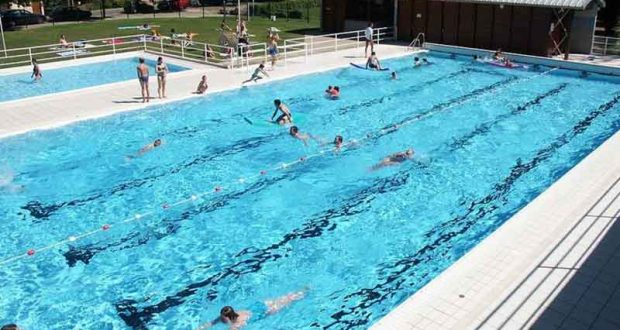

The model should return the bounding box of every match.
[365,22,374,58]
[137,57,150,103]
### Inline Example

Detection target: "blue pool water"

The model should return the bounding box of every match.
[0,57,188,103]
[0,53,619,329]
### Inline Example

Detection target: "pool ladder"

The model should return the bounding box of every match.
[408,33,426,51]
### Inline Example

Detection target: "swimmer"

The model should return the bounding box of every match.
[1,324,21,330]
[370,148,415,171]
[330,86,340,99]
[0,170,24,193]
[391,71,397,80]
[195,289,307,330]
[31,59,42,80]
[334,135,344,150]
[195,75,208,94]
[271,99,293,125]
[129,139,163,158]
[493,48,505,61]
[242,63,270,84]
[366,52,382,70]
[325,85,333,96]
[413,57,421,67]
[289,126,310,146]
[422,58,430,65]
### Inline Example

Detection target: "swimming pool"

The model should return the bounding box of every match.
[0,53,618,329]
[0,57,189,103]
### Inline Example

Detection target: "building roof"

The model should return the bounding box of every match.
[435,0,603,10]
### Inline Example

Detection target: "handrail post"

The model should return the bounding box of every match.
[72,43,77,59]
[335,34,338,52]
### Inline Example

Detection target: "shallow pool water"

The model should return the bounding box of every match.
[0,53,618,329]
[0,57,188,103]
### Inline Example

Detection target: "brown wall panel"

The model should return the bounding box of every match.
[398,0,413,40]
[411,0,428,38]
[475,5,493,50]
[458,3,476,47]
[492,6,512,50]
[427,1,443,42]
[442,2,459,45]
[529,7,552,56]
[511,6,531,53]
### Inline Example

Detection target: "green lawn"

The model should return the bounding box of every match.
[2,16,320,49]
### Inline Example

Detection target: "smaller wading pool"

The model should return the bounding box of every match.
[0,57,189,103]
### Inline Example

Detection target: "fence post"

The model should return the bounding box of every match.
[204,44,208,62]
[284,41,288,66]
[604,37,608,56]
[357,31,360,49]
[72,43,77,59]
[304,43,308,63]
[377,29,381,45]
[143,35,147,51]
[112,38,116,55]
[229,47,234,69]
[335,34,338,51]
[28,47,33,63]
[310,36,314,55]
[160,38,164,54]
[181,41,185,59]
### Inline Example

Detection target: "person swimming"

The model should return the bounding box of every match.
[271,99,292,125]
[370,148,415,171]
[129,139,162,159]
[391,71,397,80]
[334,135,344,150]
[0,169,24,193]
[493,48,505,61]
[325,85,333,96]
[289,126,311,146]
[414,57,421,67]
[195,289,307,330]
[366,52,382,70]
[330,86,340,99]
[243,63,270,84]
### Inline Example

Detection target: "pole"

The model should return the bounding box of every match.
[247,0,249,21]
[393,0,398,40]
[237,0,241,24]
[0,15,7,58]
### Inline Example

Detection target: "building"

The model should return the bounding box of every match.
[321,0,606,57]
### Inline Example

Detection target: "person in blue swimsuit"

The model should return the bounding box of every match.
[196,289,307,329]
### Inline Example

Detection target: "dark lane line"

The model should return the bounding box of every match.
[19,67,498,221]
[67,75,518,267]
[112,78,529,329]
[448,82,569,150]
[319,93,620,330]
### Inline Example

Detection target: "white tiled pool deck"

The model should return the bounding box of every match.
[1,44,619,330]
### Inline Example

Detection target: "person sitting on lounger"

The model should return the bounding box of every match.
[366,52,382,70]
[59,34,70,48]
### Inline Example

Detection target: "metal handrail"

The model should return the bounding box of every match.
[591,35,620,56]
[408,33,426,50]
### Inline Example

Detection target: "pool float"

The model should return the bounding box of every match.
[350,63,390,71]
[243,113,307,127]
[482,58,527,69]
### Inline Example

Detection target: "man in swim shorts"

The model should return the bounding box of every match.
[371,148,415,171]
[137,57,150,103]
[366,52,382,71]
[243,64,270,84]
[196,289,306,330]
[271,99,293,125]
[129,139,162,159]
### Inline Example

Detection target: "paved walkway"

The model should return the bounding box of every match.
[0,43,408,139]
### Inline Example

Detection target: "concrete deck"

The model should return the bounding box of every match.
[0,43,408,139]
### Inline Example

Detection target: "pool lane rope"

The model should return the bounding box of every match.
[0,67,559,266]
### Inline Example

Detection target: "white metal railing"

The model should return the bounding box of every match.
[282,27,395,66]
[144,37,235,68]
[591,35,620,56]
[0,35,145,68]
[0,27,396,70]
[408,33,426,51]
